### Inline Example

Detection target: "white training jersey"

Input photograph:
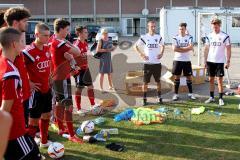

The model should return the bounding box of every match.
[172,34,193,61]
[205,31,230,63]
[136,33,164,64]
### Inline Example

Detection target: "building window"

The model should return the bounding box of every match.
[29,18,44,22]
[72,18,94,23]
[232,17,240,27]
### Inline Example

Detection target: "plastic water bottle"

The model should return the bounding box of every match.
[100,128,118,135]
[62,134,70,139]
[76,127,83,136]
[93,117,105,125]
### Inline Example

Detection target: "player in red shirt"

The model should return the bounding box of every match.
[73,26,96,113]
[50,18,83,143]
[0,27,41,160]
[4,7,31,127]
[23,23,52,148]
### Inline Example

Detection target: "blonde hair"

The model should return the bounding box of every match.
[101,28,108,34]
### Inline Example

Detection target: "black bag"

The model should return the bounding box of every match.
[90,39,103,59]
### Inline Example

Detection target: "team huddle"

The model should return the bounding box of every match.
[0,6,231,160]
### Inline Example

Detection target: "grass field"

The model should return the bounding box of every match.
[40,96,240,160]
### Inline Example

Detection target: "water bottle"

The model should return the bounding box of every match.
[100,128,118,134]
[213,111,222,116]
[76,127,83,136]
[93,117,105,125]
[62,134,70,139]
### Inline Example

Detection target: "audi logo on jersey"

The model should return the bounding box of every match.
[37,60,50,70]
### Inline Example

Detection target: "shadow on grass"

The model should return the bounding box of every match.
[100,120,240,160]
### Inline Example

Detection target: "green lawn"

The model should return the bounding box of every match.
[41,97,240,160]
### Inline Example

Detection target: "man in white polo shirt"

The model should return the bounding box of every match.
[134,20,165,106]
[204,18,231,106]
[172,22,196,101]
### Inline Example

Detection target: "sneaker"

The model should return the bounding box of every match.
[188,93,196,100]
[34,136,41,146]
[76,110,86,116]
[219,98,224,106]
[109,87,114,90]
[172,94,179,101]
[205,97,215,104]
[40,140,52,148]
[69,135,84,144]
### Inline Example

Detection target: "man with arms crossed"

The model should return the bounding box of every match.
[172,23,196,101]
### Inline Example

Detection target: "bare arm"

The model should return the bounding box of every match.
[96,40,109,53]
[204,45,210,67]
[1,99,14,113]
[172,44,193,53]
[157,45,165,59]
[0,110,12,159]
[225,45,231,69]
[65,41,81,56]
[134,43,148,60]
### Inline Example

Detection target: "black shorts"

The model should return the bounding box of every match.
[143,63,162,83]
[52,79,73,105]
[29,89,52,119]
[172,61,193,76]
[207,62,224,77]
[4,134,41,160]
[74,69,93,88]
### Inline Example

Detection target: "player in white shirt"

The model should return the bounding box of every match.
[204,18,231,106]
[172,23,196,101]
[134,20,165,105]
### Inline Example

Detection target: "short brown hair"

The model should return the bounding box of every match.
[179,22,187,28]
[148,20,156,25]
[4,7,31,26]
[35,22,49,33]
[0,10,6,27]
[75,26,87,34]
[54,18,70,33]
[0,27,21,48]
[211,18,221,25]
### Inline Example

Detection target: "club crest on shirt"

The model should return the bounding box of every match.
[36,55,40,61]
[155,39,158,42]
[46,52,50,58]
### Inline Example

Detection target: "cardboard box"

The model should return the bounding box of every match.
[125,71,143,95]
[192,65,206,84]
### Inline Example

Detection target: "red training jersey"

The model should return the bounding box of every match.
[50,38,71,80]
[0,50,30,101]
[73,39,88,70]
[23,43,51,93]
[0,57,26,140]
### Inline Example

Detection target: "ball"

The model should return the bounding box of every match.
[48,142,64,159]
[81,120,95,134]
